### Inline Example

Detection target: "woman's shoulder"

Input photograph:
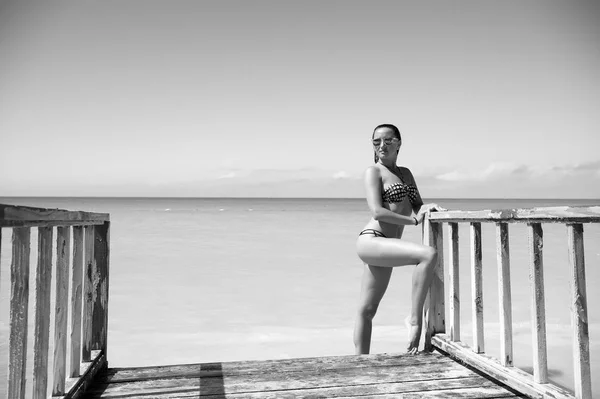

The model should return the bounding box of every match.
[364,165,383,181]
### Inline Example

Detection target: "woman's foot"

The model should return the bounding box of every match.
[405,315,421,355]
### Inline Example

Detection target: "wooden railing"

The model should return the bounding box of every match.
[1,204,110,399]
[422,206,599,399]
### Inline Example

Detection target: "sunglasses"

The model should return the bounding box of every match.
[372,138,399,147]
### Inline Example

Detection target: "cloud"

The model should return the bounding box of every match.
[217,172,237,179]
[332,171,350,179]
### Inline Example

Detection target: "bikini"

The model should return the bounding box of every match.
[358,172,420,238]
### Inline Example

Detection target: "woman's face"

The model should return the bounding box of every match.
[372,127,400,161]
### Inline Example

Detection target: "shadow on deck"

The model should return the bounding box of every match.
[82,350,524,398]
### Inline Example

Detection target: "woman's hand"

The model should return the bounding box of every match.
[415,203,447,224]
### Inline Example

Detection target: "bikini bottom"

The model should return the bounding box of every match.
[358,229,387,238]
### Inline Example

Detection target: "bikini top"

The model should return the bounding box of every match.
[382,182,420,204]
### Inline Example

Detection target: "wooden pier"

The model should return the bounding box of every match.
[1,203,598,398]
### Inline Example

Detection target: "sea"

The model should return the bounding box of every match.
[1,197,599,397]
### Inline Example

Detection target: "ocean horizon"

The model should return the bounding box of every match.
[1,196,599,397]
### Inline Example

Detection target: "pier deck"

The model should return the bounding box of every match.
[82,351,523,398]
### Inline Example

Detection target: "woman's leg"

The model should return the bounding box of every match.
[356,237,437,354]
[354,264,393,355]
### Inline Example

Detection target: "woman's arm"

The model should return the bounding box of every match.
[365,166,419,226]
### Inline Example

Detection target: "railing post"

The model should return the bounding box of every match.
[8,227,31,399]
[496,222,513,367]
[528,223,548,383]
[83,225,95,361]
[470,222,484,353]
[33,227,53,399]
[92,221,110,358]
[448,222,460,342]
[53,226,71,396]
[71,226,85,377]
[423,215,445,350]
[567,223,592,399]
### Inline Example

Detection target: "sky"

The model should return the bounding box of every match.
[1,0,599,198]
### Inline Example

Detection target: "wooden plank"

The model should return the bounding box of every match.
[423,217,445,351]
[433,334,575,399]
[53,226,71,396]
[111,377,518,399]
[0,203,109,224]
[448,222,460,341]
[1,220,106,228]
[32,227,53,399]
[64,350,107,399]
[470,222,484,353]
[528,223,548,383]
[496,222,513,367]
[8,227,31,399]
[87,359,479,397]
[103,352,453,382]
[92,222,110,355]
[567,223,592,399]
[428,206,600,224]
[71,226,84,378]
[83,225,95,361]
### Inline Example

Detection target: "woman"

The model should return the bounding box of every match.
[354,124,443,355]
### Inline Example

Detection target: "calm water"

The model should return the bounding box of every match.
[1,197,599,396]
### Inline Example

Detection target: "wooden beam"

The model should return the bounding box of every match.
[8,227,31,399]
[0,203,109,224]
[470,222,484,353]
[33,227,53,399]
[528,223,548,383]
[567,223,592,399]
[428,206,600,224]
[92,222,110,356]
[424,217,445,350]
[496,223,513,367]
[448,222,460,342]
[71,226,84,378]
[82,226,95,361]
[53,226,71,396]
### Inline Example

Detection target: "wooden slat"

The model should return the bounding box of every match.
[53,226,71,396]
[33,227,53,399]
[0,203,109,224]
[496,222,513,367]
[470,222,484,353]
[567,223,592,399]
[433,334,575,399]
[428,206,600,224]
[8,227,31,399]
[448,222,460,341]
[83,225,95,361]
[92,222,110,355]
[64,350,107,399]
[528,223,548,383]
[71,226,84,377]
[1,220,106,228]
[423,216,445,351]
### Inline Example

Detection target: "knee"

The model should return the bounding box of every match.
[357,303,379,321]
[422,247,437,267]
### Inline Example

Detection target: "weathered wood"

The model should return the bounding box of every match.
[433,334,574,399]
[470,222,484,353]
[64,350,107,399]
[71,226,84,377]
[8,227,31,399]
[0,203,109,225]
[496,222,513,367]
[104,352,453,382]
[1,220,106,228]
[53,226,71,395]
[424,218,445,350]
[428,206,600,224]
[567,223,592,399]
[448,222,460,341]
[92,222,110,355]
[86,353,511,398]
[33,227,53,399]
[83,225,95,361]
[528,223,548,384]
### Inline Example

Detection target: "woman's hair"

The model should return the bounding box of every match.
[372,124,401,163]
